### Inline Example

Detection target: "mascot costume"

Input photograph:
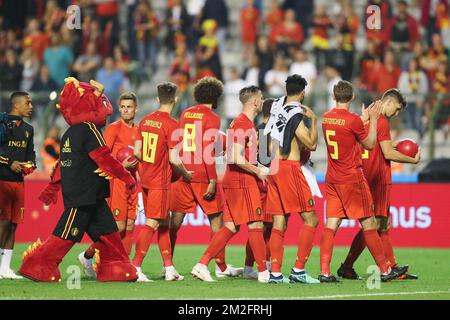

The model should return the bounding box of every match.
[19,78,138,282]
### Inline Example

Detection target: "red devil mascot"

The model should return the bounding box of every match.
[19,78,138,282]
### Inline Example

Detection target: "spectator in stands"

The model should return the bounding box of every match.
[266,0,284,34]
[72,41,102,83]
[20,47,40,91]
[269,9,304,57]
[43,32,74,87]
[80,18,111,59]
[387,0,420,57]
[4,29,22,54]
[134,0,160,74]
[224,67,247,126]
[369,50,401,96]
[199,0,229,55]
[41,126,60,174]
[289,48,317,97]
[311,4,334,72]
[185,0,206,53]
[96,57,126,121]
[423,33,449,82]
[282,0,313,36]
[31,64,59,125]
[96,0,120,50]
[242,53,260,88]
[420,0,449,45]
[196,19,223,81]
[240,0,260,61]
[324,63,342,109]
[336,1,359,72]
[264,55,289,97]
[435,2,450,49]
[0,48,23,92]
[256,35,274,90]
[31,65,58,93]
[398,58,429,137]
[169,40,191,116]
[165,0,189,54]
[326,34,353,81]
[365,0,391,50]
[432,60,449,93]
[22,18,49,62]
[402,41,427,71]
[43,0,65,32]
[358,40,380,91]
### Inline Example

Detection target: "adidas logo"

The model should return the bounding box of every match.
[62,138,71,153]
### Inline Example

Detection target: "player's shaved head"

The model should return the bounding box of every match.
[262,98,274,118]
[157,82,178,104]
[10,91,30,106]
[193,77,224,105]
[239,85,261,104]
[333,80,354,103]
[285,74,307,96]
[382,88,407,109]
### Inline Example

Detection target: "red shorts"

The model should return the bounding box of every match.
[266,160,314,215]
[0,181,24,224]
[223,185,263,225]
[107,178,138,221]
[369,183,391,217]
[142,188,171,220]
[257,180,272,223]
[326,180,374,220]
[169,181,223,215]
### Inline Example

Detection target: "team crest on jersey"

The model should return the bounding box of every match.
[71,227,79,237]
[114,209,120,217]
[308,198,314,207]
[256,207,262,216]
[62,138,71,153]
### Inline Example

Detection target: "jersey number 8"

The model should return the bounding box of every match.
[183,124,196,152]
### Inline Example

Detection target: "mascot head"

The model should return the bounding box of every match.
[57,77,113,127]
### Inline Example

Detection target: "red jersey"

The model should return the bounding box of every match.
[137,111,179,190]
[223,113,258,189]
[240,6,260,43]
[361,115,391,185]
[322,108,368,184]
[104,119,139,157]
[179,105,220,183]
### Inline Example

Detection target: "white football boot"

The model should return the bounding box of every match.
[165,266,184,281]
[215,264,244,278]
[192,263,215,282]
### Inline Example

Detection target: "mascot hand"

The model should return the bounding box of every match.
[38,183,60,205]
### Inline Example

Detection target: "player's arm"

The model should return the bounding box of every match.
[103,123,118,151]
[134,139,142,161]
[360,100,382,150]
[202,118,220,200]
[169,148,192,182]
[379,140,420,164]
[231,142,267,183]
[295,106,318,151]
[22,127,37,175]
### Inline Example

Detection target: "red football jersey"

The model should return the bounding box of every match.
[179,105,220,183]
[361,114,392,184]
[104,119,139,157]
[137,111,179,190]
[322,108,368,184]
[222,113,258,189]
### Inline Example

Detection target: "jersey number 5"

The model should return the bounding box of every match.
[142,132,159,163]
[325,130,339,160]
[183,124,196,152]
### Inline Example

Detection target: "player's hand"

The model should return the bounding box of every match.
[392,140,399,148]
[21,161,36,176]
[122,156,138,170]
[10,160,23,173]
[302,105,316,119]
[412,146,421,164]
[361,103,369,122]
[183,171,194,183]
[256,168,268,185]
[203,180,216,200]
[368,100,382,121]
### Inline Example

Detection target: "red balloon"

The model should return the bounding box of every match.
[300,149,311,165]
[116,146,136,164]
[396,139,419,158]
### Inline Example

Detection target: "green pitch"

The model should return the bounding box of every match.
[1,244,449,300]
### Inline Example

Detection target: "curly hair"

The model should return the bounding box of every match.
[193,77,224,104]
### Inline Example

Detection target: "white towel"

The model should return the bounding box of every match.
[301,162,323,198]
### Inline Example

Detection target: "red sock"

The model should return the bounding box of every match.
[122,230,134,256]
[320,228,335,275]
[200,227,234,266]
[245,239,255,267]
[84,242,100,259]
[132,225,155,267]
[158,226,173,267]
[269,228,285,273]
[294,224,316,270]
[363,229,390,274]
[380,231,397,268]
[264,227,271,261]
[248,228,267,272]
[211,231,227,272]
[343,229,366,269]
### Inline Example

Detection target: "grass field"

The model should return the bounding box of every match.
[1,244,449,300]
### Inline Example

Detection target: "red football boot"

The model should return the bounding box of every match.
[94,232,138,282]
[19,235,75,282]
